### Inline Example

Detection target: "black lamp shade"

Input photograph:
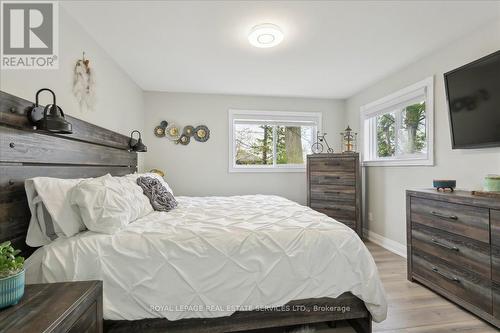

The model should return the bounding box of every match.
[29,88,73,134]
[132,138,147,152]
[129,130,147,152]
[37,105,73,134]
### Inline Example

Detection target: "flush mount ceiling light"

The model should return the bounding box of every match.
[248,23,284,48]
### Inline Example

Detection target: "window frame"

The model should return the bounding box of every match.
[360,76,434,167]
[228,109,322,173]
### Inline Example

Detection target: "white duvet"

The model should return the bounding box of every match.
[26,195,387,322]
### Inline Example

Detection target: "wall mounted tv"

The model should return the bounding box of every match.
[445,50,500,149]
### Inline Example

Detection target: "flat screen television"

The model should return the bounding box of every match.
[445,50,500,149]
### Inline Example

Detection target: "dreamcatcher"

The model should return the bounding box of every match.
[73,52,96,110]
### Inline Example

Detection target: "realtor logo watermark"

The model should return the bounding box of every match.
[1,1,59,69]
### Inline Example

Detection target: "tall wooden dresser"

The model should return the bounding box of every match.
[407,189,500,328]
[306,153,362,237]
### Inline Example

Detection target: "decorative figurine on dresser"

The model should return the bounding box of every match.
[306,152,362,237]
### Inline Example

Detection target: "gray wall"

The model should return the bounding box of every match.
[345,19,500,246]
[143,92,346,204]
[0,7,145,169]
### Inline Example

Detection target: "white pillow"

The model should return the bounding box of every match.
[125,172,174,195]
[70,174,153,234]
[25,177,86,246]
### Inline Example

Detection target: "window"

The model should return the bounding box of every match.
[228,110,321,172]
[361,77,434,166]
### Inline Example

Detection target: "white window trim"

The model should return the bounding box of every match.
[228,109,322,173]
[360,76,434,167]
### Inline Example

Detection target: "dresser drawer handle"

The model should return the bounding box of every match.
[431,238,459,252]
[325,191,341,195]
[430,211,458,220]
[431,266,460,283]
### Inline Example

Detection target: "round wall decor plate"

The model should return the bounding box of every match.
[166,124,181,141]
[183,125,195,137]
[178,134,190,145]
[194,125,210,142]
[154,126,165,137]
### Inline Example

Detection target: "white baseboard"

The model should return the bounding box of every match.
[367,230,407,258]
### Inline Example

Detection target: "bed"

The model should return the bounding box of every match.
[0,90,386,333]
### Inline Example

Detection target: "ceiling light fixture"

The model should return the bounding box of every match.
[248,23,283,48]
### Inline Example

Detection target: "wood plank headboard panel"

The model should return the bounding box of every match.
[0,90,138,257]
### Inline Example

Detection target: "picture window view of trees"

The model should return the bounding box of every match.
[375,101,426,158]
[234,124,314,166]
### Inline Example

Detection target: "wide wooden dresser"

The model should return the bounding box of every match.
[407,189,499,328]
[307,153,362,237]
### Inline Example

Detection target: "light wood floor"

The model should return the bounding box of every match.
[245,241,498,333]
[367,241,497,333]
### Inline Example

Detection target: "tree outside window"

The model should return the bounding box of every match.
[375,102,426,158]
[362,76,433,166]
[235,124,313,166]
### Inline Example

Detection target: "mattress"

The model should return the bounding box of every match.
[25,195,387,322]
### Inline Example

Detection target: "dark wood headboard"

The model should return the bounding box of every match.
[0,90,138,257]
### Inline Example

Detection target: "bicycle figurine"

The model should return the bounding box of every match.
[311,131,334,154]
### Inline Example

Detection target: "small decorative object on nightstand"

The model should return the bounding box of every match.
[432,179,456,191]
[0,241,24,309]
[0,281,103,333]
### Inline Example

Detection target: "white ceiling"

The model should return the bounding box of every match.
[63,1,500,99]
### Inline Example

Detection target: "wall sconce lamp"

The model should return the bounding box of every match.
[28,88,73,134]
[129,130,147,152]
